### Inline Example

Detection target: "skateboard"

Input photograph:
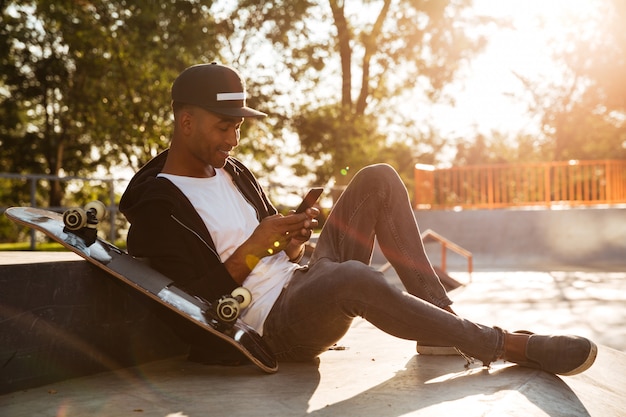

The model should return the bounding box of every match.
[4,204,278,373]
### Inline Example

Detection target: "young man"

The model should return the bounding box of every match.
[119,63,597,375]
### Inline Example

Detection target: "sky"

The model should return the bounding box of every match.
[427,0,597,141]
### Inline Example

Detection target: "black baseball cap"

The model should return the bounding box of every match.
[171,63,267,118]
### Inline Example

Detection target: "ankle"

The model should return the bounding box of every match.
[502,331,530,362]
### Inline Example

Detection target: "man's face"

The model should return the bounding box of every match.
[183,107,244,171]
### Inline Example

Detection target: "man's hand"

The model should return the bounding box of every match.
[284,207,319,261]
[249,208,318,255]
[224,207,319,283]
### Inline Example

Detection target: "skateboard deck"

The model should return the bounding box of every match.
[5,205,278,373]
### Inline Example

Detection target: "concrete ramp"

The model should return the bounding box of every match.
[307,326,622,417]
[0,320,623,417]
[1,240,625,416]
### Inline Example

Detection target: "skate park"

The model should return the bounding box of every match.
[1,206,625,416]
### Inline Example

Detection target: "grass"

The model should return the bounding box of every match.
[0,241,65,251]
[0,240,127,251]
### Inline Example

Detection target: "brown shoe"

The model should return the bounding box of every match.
[504,331,597,376]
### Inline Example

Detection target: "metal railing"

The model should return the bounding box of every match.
[414,160,626,209]
[378,229,473,282]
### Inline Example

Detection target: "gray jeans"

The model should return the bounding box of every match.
[263,164,504,364]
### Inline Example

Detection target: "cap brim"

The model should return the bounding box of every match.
[204,106,267,118]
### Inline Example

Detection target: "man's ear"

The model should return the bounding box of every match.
[177,109,194,133]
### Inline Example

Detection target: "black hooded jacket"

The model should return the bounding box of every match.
[119,150,278,304]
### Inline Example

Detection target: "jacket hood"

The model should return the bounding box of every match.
[119,150,174,224]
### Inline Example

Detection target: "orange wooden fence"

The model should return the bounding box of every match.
[414,160,626,209]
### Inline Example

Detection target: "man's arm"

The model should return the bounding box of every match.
[126,206,240,301]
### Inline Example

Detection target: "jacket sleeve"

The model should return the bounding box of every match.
[126,203,239,303]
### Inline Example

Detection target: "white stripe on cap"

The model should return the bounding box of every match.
[217,92,245,101]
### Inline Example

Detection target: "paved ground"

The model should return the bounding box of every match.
[395,270,626,353]
[1,265,624,417]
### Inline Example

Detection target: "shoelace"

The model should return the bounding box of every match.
[455,347,477,369]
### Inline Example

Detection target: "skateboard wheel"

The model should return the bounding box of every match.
[231,287,251,309]
[216,297,240,323]
[63,208,87,230]
[85,201,107,221]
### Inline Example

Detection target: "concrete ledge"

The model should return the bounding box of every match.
[0,251,83,265]
[0,252,187,394]
[414,207,626,271]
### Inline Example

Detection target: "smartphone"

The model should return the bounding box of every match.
[295,187,323,213]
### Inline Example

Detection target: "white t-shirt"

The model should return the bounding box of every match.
[159,169,298,335]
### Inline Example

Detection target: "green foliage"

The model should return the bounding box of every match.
[294,103,386,185]
[1,0,221,203]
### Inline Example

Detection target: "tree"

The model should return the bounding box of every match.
[2,0,493,212]
[212,0,492,193]
[516,0,626,161]
[298,0,490,188]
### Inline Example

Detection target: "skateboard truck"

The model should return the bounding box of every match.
[62,201,107,246]
[206,287,252,327]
